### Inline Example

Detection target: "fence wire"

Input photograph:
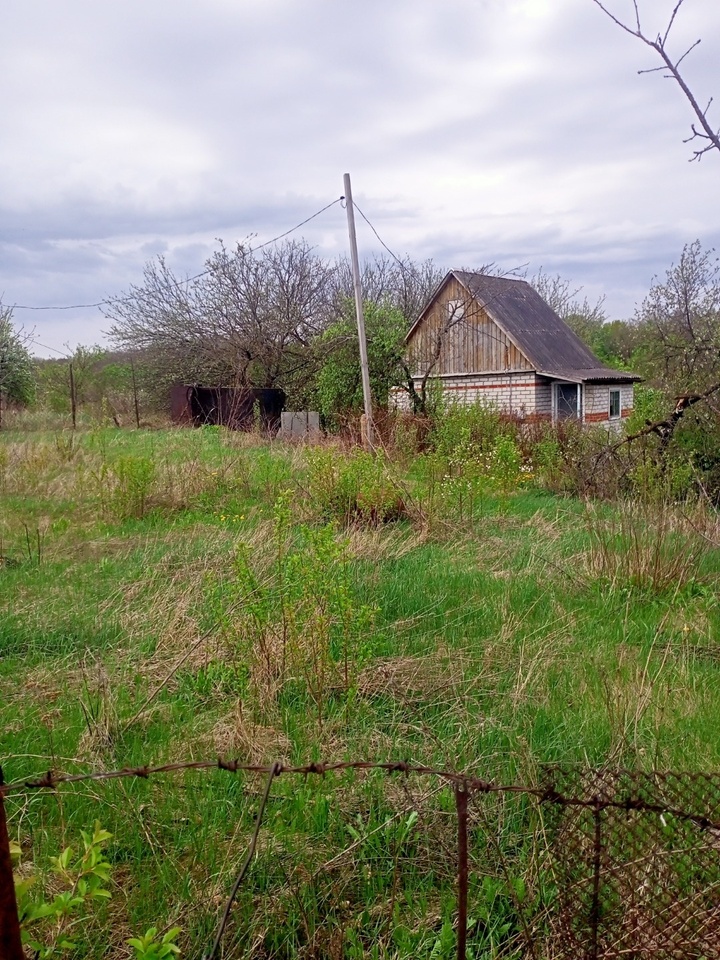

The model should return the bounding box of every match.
[2,759,720,959]
[542,766,720,959]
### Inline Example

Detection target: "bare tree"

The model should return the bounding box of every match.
[331,254,444,328]
[529,268,607,345]
[105,240,336,399]
[591,0,719,161]
[201,240,336,388]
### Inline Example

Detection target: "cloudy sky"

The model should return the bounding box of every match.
[2,0,719,356]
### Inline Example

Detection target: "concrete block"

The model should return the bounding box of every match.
[278,411,321,439]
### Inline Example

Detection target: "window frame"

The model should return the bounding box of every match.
[446,299,465,323]
[552,382,582,422]
[609,388,621,420]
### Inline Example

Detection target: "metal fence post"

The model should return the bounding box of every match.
[589,801,602,960]
[455,783,469,960]
[0,768,24,960]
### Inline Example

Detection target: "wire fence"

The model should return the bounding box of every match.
[2,758,720,959]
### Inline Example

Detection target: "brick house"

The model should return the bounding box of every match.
[394,271,640,423]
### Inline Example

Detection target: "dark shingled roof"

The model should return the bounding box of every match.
[421,271,640,383]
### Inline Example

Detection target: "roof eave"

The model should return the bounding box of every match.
[538,369,643,384]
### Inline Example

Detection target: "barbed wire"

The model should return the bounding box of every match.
[3,757,720,830]
[4,758,720,960]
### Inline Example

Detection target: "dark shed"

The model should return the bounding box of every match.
[170,385,285,431]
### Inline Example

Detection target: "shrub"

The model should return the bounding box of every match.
[14,822,182,958]
[110,455,156,518]
[428,400,514,461]
[229,493,376,726]
[304,448,407,526]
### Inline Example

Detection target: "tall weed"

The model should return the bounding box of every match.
[110,455,156,519]
[304,448,407,526]
[584,499,709,594]
[228,493,376,727]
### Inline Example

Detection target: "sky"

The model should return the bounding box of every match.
[2,0,719,357]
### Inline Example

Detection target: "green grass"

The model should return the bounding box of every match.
[2,425,719,957]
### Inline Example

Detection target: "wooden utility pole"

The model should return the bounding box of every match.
[343,173,375,449]
[130,356,141,429]
[69,361,77,430]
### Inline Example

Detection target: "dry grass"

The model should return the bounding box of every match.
[212,702,292,764]
[355,647,472,708]
[342,525,429,562]
[583,499,711,593]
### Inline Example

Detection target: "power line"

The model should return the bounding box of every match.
[251,197,343,250]
[29,340,71,357]
[7,197,344,312]
[350,199,408,270]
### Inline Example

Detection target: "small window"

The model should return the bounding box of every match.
[609,388,621,419]
[447,299,464,323]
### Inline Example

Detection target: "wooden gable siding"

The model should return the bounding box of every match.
[407,276,533,377]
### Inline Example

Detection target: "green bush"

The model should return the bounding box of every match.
[304,448,407,526]
[111,455,156,518]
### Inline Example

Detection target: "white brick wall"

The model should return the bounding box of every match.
[391,376,635,423]
[392,372,549,416]
[583,383,635,423]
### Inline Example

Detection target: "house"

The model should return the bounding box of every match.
[395,271,640,423]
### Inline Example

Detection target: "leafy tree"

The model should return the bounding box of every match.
[327,255,444,416]
[611,243,720,497]
[34,345,108,413]
[0,306,35,426]
[314,301,410,427]
[591,318,641,369]
[634,240,720,392]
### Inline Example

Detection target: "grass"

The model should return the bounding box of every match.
[2,424,720,957]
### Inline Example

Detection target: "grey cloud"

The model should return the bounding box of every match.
[2,0,719,353]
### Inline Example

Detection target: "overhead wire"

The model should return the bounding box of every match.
[7,197,344,312]
[350,200,408,271]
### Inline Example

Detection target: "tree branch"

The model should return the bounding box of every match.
[591,0,719,161]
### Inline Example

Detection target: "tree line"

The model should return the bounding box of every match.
[1,239,719,438]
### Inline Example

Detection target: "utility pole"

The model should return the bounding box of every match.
[69,361,77,430]
[343,173,375,449]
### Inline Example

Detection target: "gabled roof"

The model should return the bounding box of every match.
[407,271,640,383]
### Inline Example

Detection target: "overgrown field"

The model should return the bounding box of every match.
[2,423,720,958]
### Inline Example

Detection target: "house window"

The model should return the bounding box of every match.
[447,299,464,324]
[554,382,580,421]
[609,388,621,419]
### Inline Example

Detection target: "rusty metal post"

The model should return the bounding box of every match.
[455,783,469,960]
[589,802,602,960]
[0,769,25,960]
